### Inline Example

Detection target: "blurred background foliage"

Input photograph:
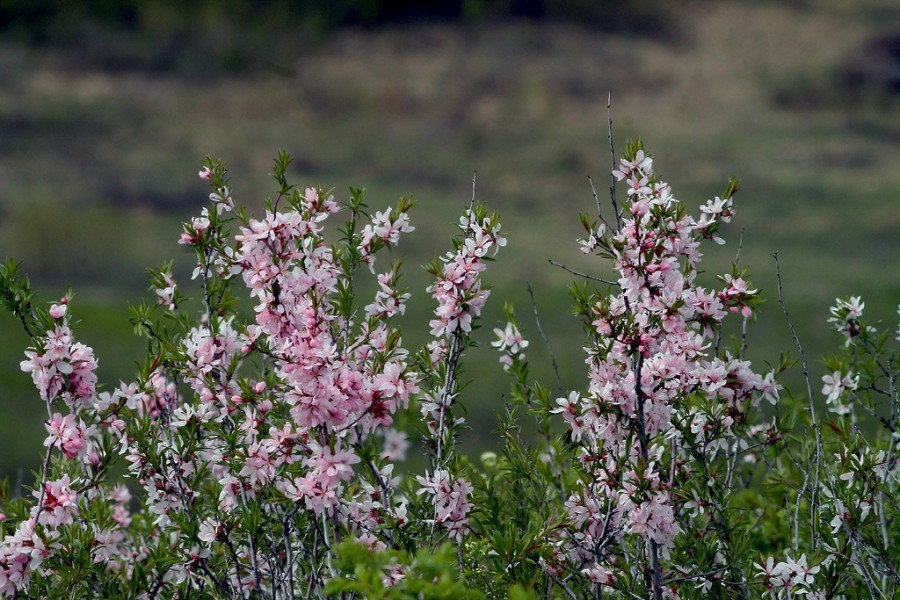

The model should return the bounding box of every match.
[0,0,898,481]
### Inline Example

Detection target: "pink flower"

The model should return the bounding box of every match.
[416,470,473,542]
[198,518,223,545]
[821,371,858,402]
[239,443,275,487]
[49,303,67,320]
[303,442,360,489]
[44,412,88,459]
[34,475,78,528]
[491,322,528,355]
[20,326,97,407]
[380,428,409,462]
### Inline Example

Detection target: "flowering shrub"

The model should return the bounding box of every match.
[0,143,896,599]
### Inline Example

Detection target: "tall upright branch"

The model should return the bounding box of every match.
[774,252,822,552]
[608,91,622,231]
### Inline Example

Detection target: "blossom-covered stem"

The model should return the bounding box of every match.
[433,326,463,474]
[430,174,478,472]
[200,245,215,322]
[774,253,822,553]
[30,430,54,540]
[626,203,662,600]
[354,431,395,546]
[29,386,59,543]
[633,353,664,600]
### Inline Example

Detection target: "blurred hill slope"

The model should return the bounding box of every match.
[0,0,897,477]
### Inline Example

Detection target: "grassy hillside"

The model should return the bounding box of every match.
[0,1,897,477]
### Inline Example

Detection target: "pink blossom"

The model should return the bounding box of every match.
[20,326,97,407]
[416,470,473,542]
[34,475,78,528]
[49,303,67,320]
[44,412,87,459]
[303,442,360,489]
[239,443,275,487]
[380,428,410,462]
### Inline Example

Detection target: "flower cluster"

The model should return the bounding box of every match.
[426,208,505,339]
[550,142,778,594]
[0,520,44,596]
[1,161,431,597]
[821,370,858,415]
[418,205,505,544]
[20,323,97,408]
[491,321,528,371]
[757,555,821,597]
[0,303,128,596]
[0,146,895,599]
[827,296,866,343]
[415,470,473,542]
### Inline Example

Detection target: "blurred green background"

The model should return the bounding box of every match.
[0,0,898,480]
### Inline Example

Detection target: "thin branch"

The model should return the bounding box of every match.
[664,565,731,585]
[587,176,612,231]
[608,90,622,231]
[734,228,745,264]
[526,282,564,396]
[739,316,749,358]
[548,574,580,600]
[773,252,822,553]
[548,259,619,286]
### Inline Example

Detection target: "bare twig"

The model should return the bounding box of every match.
[548,259,618,286]
[588,176,612,231]
[739,316,749,358]
[526,282,564,396]
[608,91,622,231]
[773,252,822,553]
[548,574,579,600]
[664,565,731,585]
[734,228,745,264]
